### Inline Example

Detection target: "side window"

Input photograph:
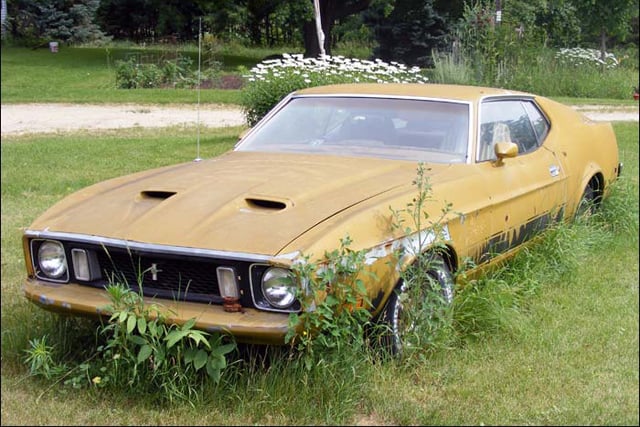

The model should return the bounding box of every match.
[478,100,541,162]
[522,101,550,144]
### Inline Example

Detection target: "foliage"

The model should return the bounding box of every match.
[114,54,213,89]
[5,0,110,46]
[95,0,203,43]
[371,0,449,67]
[240,52,429,125]
[387,163,456,360]
[574,0,639,45]
[23,335,68,380]
[67,0,112,45]
[431,0,638,96]
[24,281,236,405]
[285,236,375,369]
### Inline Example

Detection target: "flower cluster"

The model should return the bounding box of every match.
[246,53,429,85]
[241,53,429,125]
[555,47,619,69]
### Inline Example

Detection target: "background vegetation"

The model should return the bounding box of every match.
[2,0,639,100]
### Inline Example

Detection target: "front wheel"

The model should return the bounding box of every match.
[378,253,454,357]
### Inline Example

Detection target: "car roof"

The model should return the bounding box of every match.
[294,83,534,103]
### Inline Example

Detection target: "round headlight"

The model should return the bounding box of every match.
[38,240,67,279]
[261,267,296,309]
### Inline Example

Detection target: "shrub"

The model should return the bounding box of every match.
[114,55,206,89]
[240,53,430,126]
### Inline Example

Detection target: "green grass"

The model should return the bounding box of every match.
[1,122,637,425]
[4,46,639,107]
[1,46,244,104]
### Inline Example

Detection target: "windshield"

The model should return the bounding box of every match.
[236,96,470,163]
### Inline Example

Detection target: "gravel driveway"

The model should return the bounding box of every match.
[1,103,245,136]
[1,103,637,136]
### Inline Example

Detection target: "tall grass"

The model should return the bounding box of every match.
[1,123,637,425]
[430,48,639,99]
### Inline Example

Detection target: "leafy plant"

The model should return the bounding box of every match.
[23,281,236,404]
[285,235,375,369]
[23,335,67,380]
[386,163,456,360]
[114,55,203,89]
[93,283,236,402]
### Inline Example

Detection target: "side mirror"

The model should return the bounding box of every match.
[493,141,518,165]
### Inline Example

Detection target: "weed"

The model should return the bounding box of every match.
[285,235,375,369]
[23,281,236,405]
[23,335,67,380]
[383,163,457,360]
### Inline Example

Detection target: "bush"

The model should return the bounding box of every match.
[240,53,430,126]
[114,55,204,89]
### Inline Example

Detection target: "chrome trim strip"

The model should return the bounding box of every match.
[291,92,474,105]
[24,229,274,263]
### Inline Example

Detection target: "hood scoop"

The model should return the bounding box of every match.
[244,197,290,213]
[140,190,177,200]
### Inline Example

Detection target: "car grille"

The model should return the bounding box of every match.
[69,244,256,306]
[93,249,224,304]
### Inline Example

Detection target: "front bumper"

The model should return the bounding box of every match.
[23,278,291,345]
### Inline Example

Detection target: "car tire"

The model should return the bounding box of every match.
[576,184,597,219]
[377,253,454,357]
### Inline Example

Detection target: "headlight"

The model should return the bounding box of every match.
[261,267,296,309]
[37,240,68,279]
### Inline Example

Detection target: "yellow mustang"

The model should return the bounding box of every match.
[22,83,621,354]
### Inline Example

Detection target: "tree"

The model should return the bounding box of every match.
[6,0,108,45]
[95,0,158,41]
[302,0,373,57]
[371,0,448,67]
[574,0,639,59]
[68,0,110,44]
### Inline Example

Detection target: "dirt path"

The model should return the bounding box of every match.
[1,103,245,136]
[1,103,637,137]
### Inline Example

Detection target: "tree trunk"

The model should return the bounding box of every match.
[303,0,371,57]
[599,27,607,72]
[1,0,7,40]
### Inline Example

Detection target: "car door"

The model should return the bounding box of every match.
[475,97,567,262]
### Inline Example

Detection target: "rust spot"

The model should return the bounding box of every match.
[223,297,244,313]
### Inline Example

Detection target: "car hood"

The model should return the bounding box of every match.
[31,151,441,256]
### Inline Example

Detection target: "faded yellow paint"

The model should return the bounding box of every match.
[22,84,620,345]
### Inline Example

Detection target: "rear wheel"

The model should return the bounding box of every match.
[378,253,454,357]
[576,184,597,219]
